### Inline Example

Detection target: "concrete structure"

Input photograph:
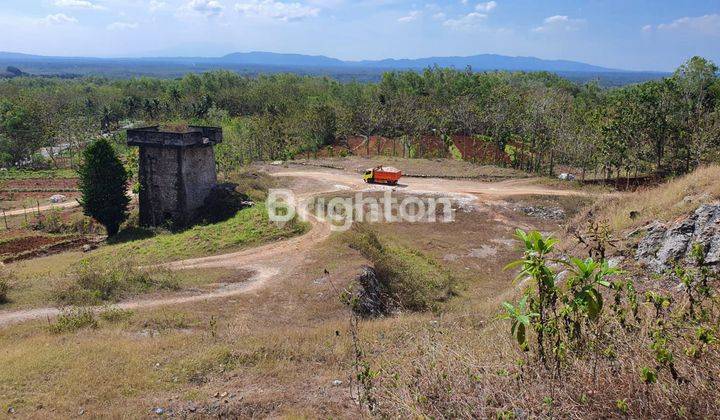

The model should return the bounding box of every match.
[127,126,222,227]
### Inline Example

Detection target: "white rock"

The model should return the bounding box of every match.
[50,194,67,203]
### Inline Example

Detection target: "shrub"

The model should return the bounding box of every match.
[0,277,10,304]
[346,226,456,313]
[49,308,98,334]
[32,209,101,235]
[54,259,179,306]
[78,138,130,236]
[99,307,134,323]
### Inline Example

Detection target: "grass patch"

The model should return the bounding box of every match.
[346,225,456,312]
[225,169,278,202]
[53,259,179,306]
[0,168,77,180]
[91,203,308,264]
[48,307,98,334]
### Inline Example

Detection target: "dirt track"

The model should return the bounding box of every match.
[0,166,584,327]
[2,200,80,216]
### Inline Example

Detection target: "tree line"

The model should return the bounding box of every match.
[0,56,718,179]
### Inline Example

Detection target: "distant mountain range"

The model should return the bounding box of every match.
[0,50,621,73]
[225,52,627,72]
[0,51,667,86]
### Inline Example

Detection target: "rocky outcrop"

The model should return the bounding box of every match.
[636,204,720,272]
[352,266,394,318]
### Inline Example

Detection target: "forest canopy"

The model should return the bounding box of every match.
[0,56,718,179]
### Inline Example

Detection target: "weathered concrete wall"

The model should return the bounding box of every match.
[138,146,180,226]
[181,146,218,220]
[138,145,217,226]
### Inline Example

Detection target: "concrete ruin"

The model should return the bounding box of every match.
[127,126,222,227]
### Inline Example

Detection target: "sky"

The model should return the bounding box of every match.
[0,0,719,71]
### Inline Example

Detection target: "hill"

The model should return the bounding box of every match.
[0,51,667,86]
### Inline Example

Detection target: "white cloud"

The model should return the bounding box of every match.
[234,0,320,21]
[533,15,584,32]
[432,11,446,20]
[475,1,496,12]
[650,14,720,36]
[107,21,139,31]
[185,0,225,17]
[443,12,486,30]
[39,13,78,25]
[398,10,421,23]
[53,0,105,10]
[149,1,168,12]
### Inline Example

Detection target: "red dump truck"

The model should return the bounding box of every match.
[362,166,402,185]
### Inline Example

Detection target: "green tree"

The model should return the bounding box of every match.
[78,138,130,236]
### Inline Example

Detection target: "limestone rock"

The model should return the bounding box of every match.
[636,204,720,272]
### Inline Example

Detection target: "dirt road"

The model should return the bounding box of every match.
[0,166,586,327]
[2,200,80,216]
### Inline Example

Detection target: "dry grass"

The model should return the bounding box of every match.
[0,180,596,417]
[577,165,720,234]
[0,234,363,417]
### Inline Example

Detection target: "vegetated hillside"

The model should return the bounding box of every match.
[0,56,716,187]
[578,165,720,235]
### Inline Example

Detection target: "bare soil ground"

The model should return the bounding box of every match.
[289,156,528,179]
[1,177,80,211]
[0,163,596,417]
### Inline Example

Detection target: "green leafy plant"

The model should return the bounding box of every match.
[501,295,538,350]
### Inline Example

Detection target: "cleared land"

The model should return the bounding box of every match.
[290,156,528,179]
[0,161,595,417]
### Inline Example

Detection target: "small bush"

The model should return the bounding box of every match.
[346,226,456,313]
[99,307,134,323]
[0,268,15,304]
[54,259,179,306]
[0,281,8,304]
[32,209,102,235]
[49,308,98,334]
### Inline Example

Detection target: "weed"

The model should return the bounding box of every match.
[616,398,629,414]
[49,308,98,333]
[0,269,13,304]
[99,307,134,323]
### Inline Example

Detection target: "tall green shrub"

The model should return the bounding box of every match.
[78,138,130,236]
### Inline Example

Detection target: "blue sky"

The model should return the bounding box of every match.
[1,0,719,71]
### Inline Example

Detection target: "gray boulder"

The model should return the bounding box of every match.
[636,204,720,272]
